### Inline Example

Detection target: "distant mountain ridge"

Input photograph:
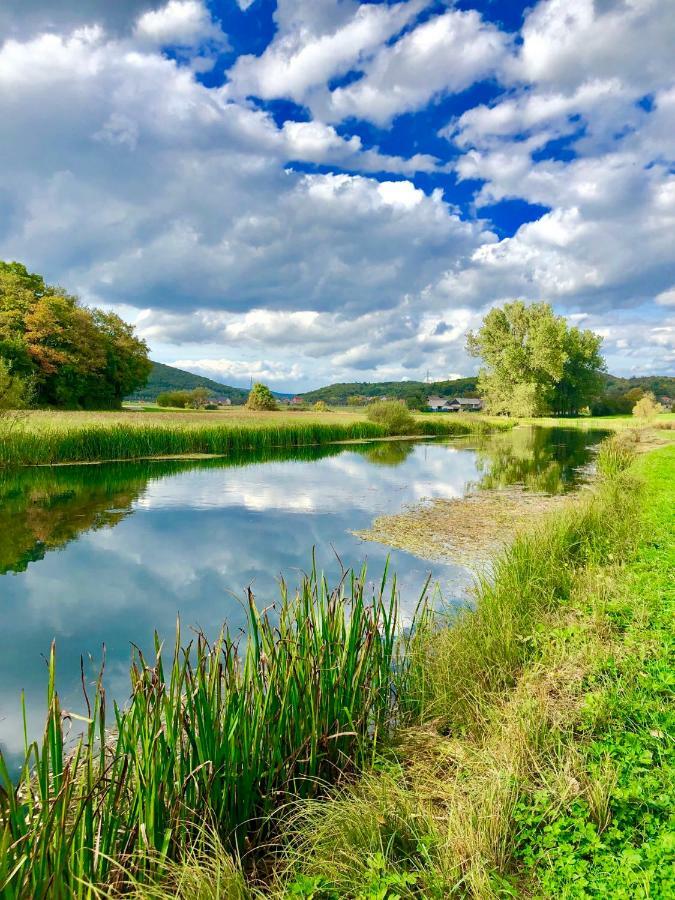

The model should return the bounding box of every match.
[128,363,675,406]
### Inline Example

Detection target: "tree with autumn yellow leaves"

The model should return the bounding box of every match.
[0,261,151,408]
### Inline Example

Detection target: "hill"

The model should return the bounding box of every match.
[126,362,248,403]
[601,374,675,397]
[300,373,675,408]
[299,377,479,407]
[128,364,675,408]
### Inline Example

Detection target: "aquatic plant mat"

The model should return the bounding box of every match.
[353,487,574,565]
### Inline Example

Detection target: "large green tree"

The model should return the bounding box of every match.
[0,261,151,408]
[467,301,605,416]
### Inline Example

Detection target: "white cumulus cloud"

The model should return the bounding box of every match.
[134,0,227,48]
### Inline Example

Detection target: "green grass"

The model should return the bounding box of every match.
[514,412,675,430]
[512,447,675,898]
[0,411,507,466]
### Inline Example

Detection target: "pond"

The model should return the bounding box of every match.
[0,426,607,772]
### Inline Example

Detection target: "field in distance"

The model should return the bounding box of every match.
[19,405,373,432]
[17,407,675,434]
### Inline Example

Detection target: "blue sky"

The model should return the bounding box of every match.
[0,0,673,389]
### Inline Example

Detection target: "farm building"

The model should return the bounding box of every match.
[427,396,483,412]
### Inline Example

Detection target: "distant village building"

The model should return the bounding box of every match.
[289,396,305,407]
[427,395,450,411]
[427,395,483,412]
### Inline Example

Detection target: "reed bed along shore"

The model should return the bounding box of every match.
[0,414,505,467]
[0,563,420,898]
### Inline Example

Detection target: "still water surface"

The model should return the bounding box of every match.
[0,426,605,769]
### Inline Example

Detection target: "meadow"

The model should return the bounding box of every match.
[0,408,507,466]
[1,432,672,897]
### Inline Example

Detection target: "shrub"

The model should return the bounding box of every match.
[313,401,330,412]
[246,382,278,411]
[187,387,211,409]
[632,391,664,422]
[366,400,416,435]
[156,390,192,408]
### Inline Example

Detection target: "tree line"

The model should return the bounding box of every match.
[0,261,151,409]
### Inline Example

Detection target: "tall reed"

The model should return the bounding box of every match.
[0,418,503,467]
[0,563,419,898]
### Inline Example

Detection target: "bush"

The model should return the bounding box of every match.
[366,400,416,435]
[632,392,663,422]
[204,403,218,411]
[187,387,211,409]
[313,401,330,412]
[246,382,278,411]
[156,390,192,408]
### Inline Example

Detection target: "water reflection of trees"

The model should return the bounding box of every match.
[472,427,608,495]
[0,445,351,575]
[0,465,150,574]
[362,441,415,467]
[0,440,416,574]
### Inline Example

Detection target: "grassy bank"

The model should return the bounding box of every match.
[0,411,505,466]
[513,411,675,430]
[267,441,674,898]
[1,439,672,897]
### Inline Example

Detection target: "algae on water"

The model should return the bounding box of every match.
[352,488,573,566]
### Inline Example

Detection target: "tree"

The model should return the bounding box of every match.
[467,301,605,417]
[313,400,330,412]
[632,392,663,422]
[0,357,33,431]
[0,260,151,408]
[246,382,277,410]
[89,310,152,407]
[405,389,428,411]
[552,327,605,416]
[591,387,647,416]
[188,387,211,409]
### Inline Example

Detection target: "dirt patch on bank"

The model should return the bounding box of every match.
[352,488,575,566]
